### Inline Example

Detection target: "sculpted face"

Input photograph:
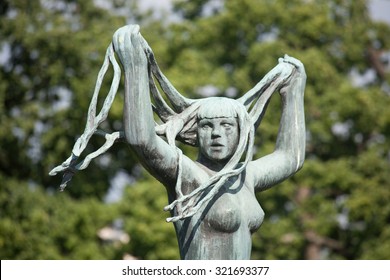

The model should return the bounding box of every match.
[197,117,239,164]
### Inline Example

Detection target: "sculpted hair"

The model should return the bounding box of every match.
[49,24,295,222]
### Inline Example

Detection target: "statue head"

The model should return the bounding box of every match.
[196,97,248,166]
[158,96,253,171]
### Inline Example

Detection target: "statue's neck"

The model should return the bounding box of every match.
[196,154,228,174]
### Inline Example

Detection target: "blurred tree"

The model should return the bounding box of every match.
[0,174,120,259]
[118,174,180,260]
[1,0,389,260]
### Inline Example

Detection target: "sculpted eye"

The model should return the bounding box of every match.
[200,122,212,129]
[222,122,234,128]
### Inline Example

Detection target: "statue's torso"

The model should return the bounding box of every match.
[171,160,264,260]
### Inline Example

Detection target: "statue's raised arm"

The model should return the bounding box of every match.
[246,55,306,192]
[112,25,181,187]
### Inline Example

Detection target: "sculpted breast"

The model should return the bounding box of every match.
[247,201,264,233]
[204,193,241,233]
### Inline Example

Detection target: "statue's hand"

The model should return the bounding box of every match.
[278,55,306,96]
[112,25,147,71]
[279,54,306,76]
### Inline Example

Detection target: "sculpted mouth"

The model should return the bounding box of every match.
[211,143,224,147]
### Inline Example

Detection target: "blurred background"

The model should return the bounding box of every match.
[1,0,389,260]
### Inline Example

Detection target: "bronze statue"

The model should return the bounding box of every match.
[50,25,306,259]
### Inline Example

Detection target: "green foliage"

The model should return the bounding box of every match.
[1,0,389,260]
[0,175,119,259]
[119,175,180,260]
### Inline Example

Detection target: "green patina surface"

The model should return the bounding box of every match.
[50,24,306,259]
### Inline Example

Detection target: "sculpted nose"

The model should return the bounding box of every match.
[211,126,222,138]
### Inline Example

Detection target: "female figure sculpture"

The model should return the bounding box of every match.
[50,25,306,259]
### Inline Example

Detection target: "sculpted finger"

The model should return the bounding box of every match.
[113,25,140,52]
[113,26,127,50]
[281,55,305,74]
